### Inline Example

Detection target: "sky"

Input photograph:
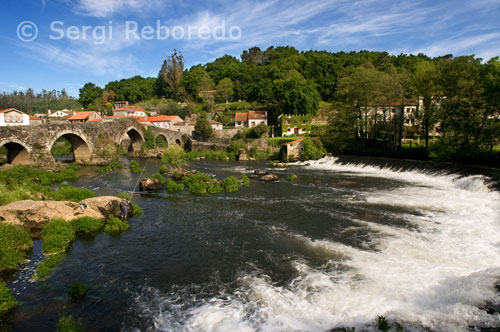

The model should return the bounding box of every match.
[1,0,499,97]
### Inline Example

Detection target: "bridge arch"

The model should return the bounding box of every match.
[49,132,92,164]
[120,127,144,156]
[155,134,169,148]
[0,140,31,165]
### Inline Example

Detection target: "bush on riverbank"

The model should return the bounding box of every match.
[104,217,129,234]
[41,218,76,254]
[0,281,17,316]
[0,223,33,273]
[182,172,221,195]
[152,173,166,184]
[71,217,104,235]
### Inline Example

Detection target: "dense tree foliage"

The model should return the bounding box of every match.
[0,88,81,114]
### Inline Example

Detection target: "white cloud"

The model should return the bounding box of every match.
[73,0,165,17]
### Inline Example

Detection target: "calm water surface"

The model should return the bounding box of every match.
[5,156,500,332]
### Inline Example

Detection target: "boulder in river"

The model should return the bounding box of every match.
[254,170,267,176]
[335,180,360,187]
[260,174,279,182]
[0,196,127,230]
[140,178,164,191]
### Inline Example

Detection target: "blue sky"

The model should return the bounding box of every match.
[1,0,499,97]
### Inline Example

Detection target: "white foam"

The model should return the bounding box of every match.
[140,158,500,332]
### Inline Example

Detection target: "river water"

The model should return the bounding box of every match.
[6,156,500,332]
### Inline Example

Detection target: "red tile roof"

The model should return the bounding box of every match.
[29,115,40,120]
[248,110,267,120]
[235,112,247,122]
[116,106,145,112]
[285,138,304,145]
[88,118,103,122]
[145,115,180,122]
[0,108,15,114]
[68,111,97,120]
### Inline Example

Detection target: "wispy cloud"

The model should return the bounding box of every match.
[71,0,165,17]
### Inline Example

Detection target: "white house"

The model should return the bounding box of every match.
[235,111,268,128]
[114,106,147,118]
[0,108,40,126]
[208,120,223,131]
[140,115,184,129]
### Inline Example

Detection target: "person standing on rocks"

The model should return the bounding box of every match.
[120,199,129,220]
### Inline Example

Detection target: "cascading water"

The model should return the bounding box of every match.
[123,157,500,332]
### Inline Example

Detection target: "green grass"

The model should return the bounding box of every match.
[0,281,18,316]
[50,137,73,156]
[104,217,129,234]
[166,179,184,193]
[55,314,85,332]
[71,217,104,235]
[34,253,66,280]
[129,161,144,173]
[182,172,221,195]
[151,173,166,184]
[0,223,33,272]
[131,203,143,216]
[0,164,85,206]
[97,161,123,173]
[288,174,298,182]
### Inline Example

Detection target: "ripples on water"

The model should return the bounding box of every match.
[7,156,500,332]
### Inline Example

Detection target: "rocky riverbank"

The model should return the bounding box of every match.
[0,196,129,230]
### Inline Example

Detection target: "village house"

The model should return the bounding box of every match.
[172,119,223,136]
[279,114,311,136]
[140,115,184,129]
[68,111,101,123]
[283,138,304,161]
[114,101,129,110]
[114,106,147,118]
[0,108,41,126]
[208,120,223,131]
[235,111,268,128]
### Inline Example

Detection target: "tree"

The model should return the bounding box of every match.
[194,117,214,141]
[216,78,234,103]
[160,50,184,99]
[273,70,320,116]
[79,83,102,109]
[412,60,440,148]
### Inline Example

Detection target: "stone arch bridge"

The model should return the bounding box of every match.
[0,118,184,166]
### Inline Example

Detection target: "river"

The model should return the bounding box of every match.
[5,156,500,332]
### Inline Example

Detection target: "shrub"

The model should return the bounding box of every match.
[129,161,144,173]
[131,203,143,216]
[222,176,242,193]
[41,219,75,254]
[300,137,325,161]
[288,174,298,182]
[0,281,17,316]
[104,217,129,234]
[161,145,187,169]
[50,184,96,202]
[34,253,66,280]
[0,223,33,272]
[240,174,250,186]
[151,173,166,184]
[377,316,390,332]
[229,140,247,157]
[71,217,104,235]
[159,166,169,175]
[68,281,88,301]
[166,179,184,193]
[55,314,85,332]
[182,172,217,195]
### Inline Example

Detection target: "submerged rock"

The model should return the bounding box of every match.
[335,180,360,187]
[0,196,126,230]
[260,174,279,182]
[254,170,267,176]
[139,178,163,191]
